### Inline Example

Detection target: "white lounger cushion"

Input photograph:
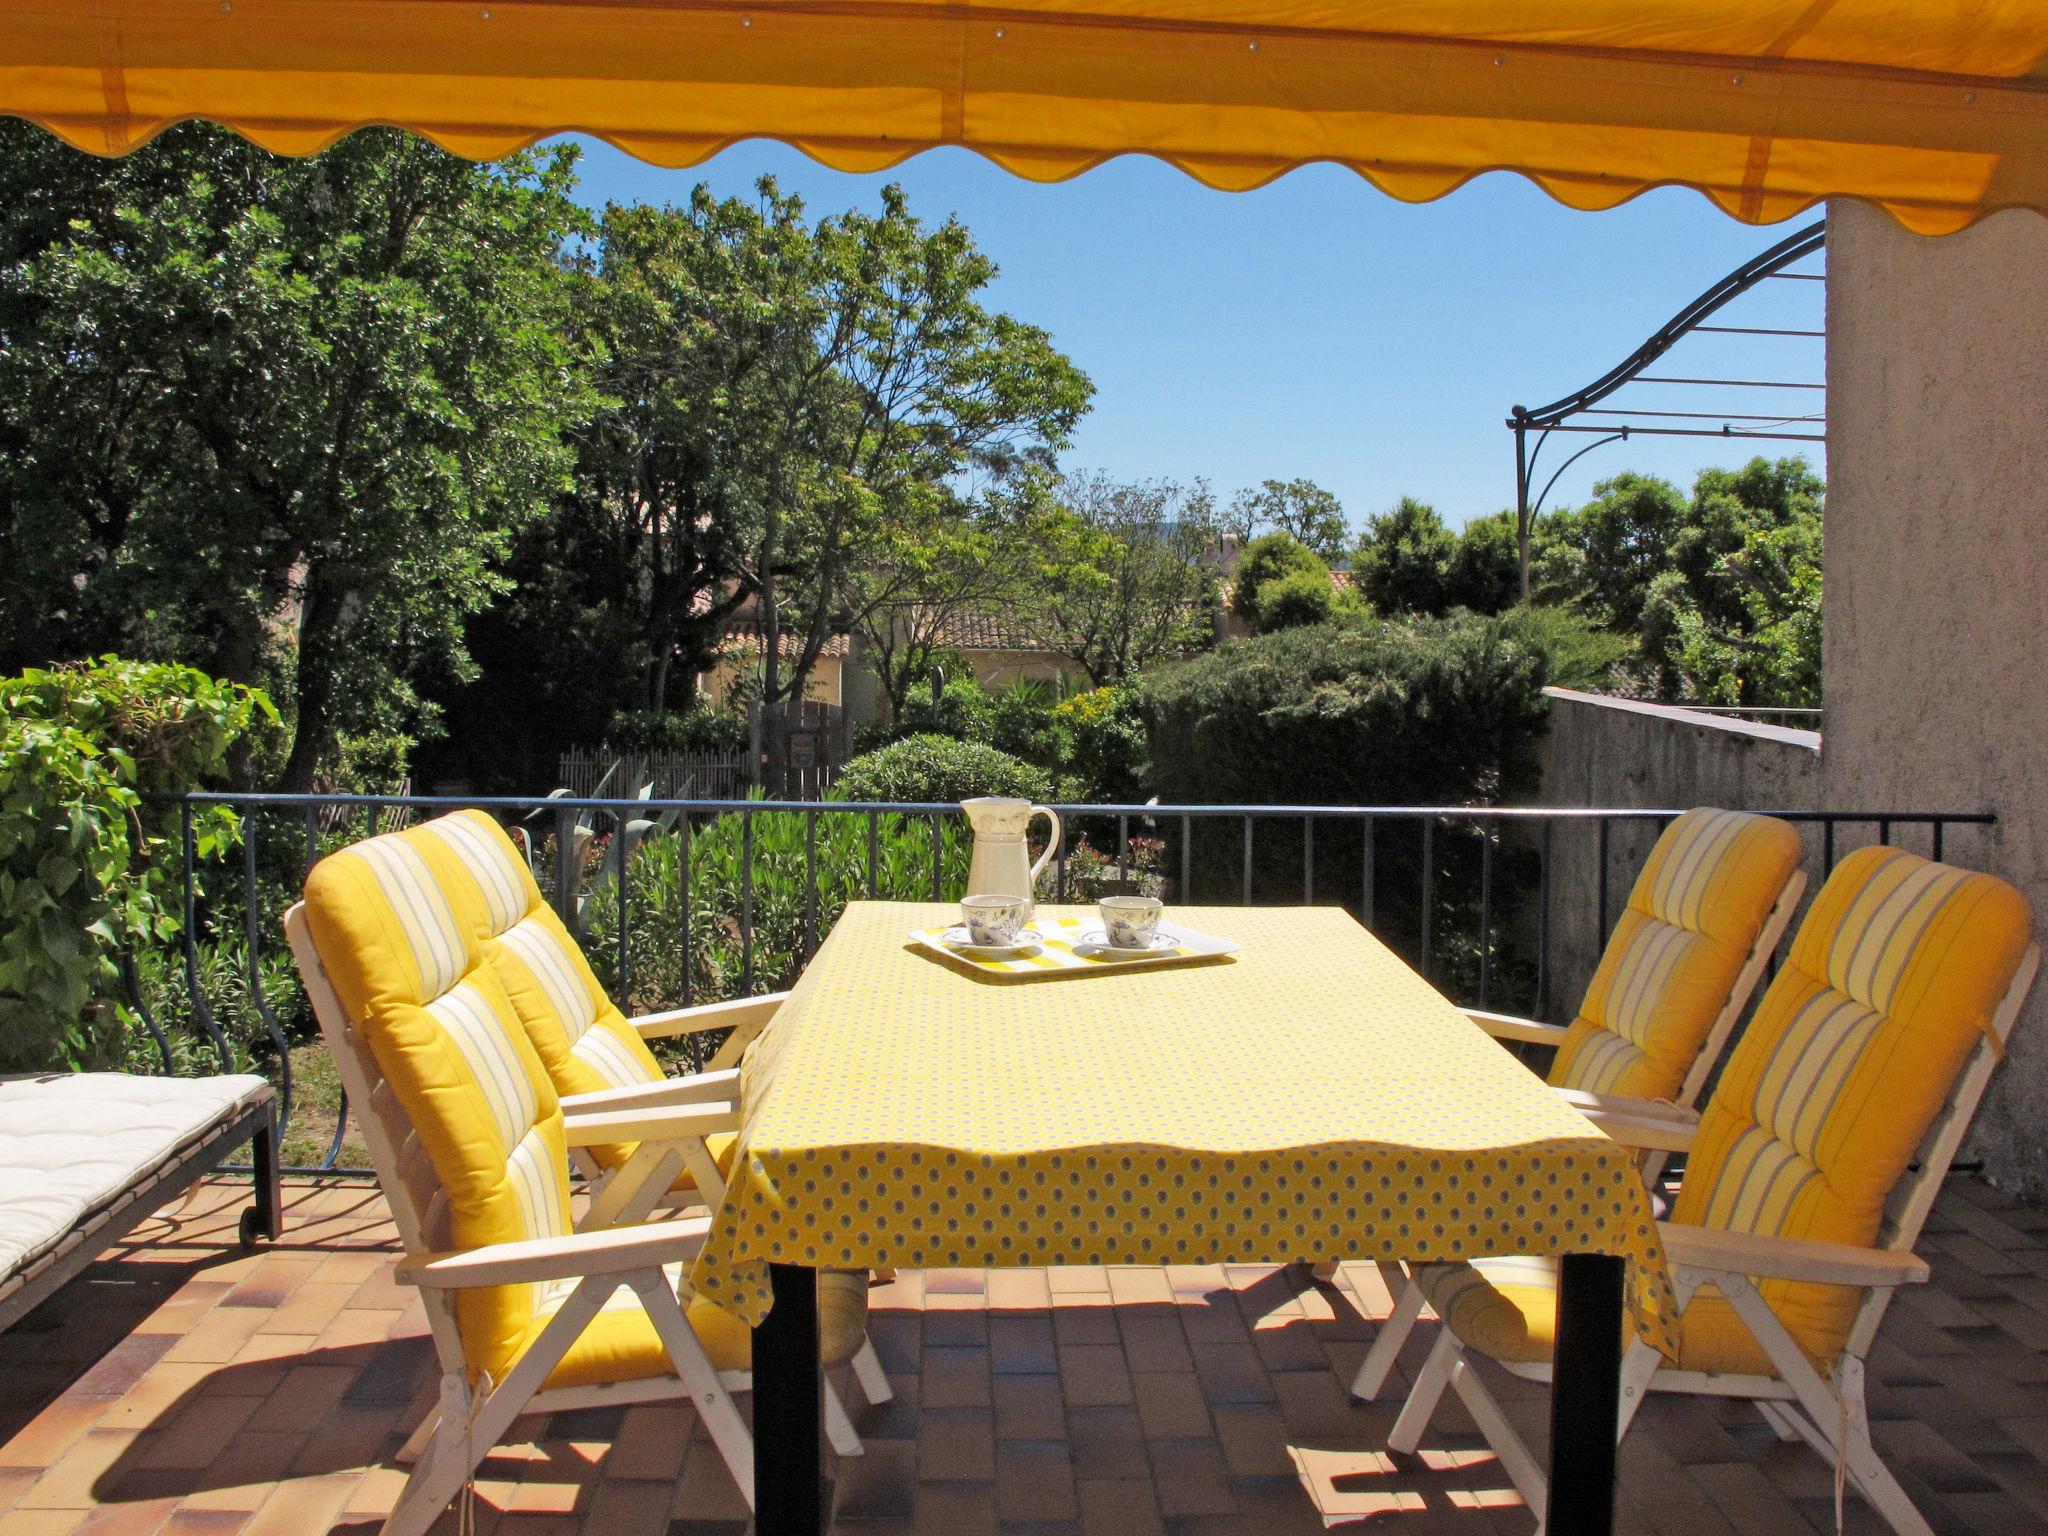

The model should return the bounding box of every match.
[0,1072,272,1277]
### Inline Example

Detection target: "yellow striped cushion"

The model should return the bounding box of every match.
[420,811,667,1171]
[303,823,574,1382]
[1670,846,2032,1365]
[1552,809,1801,1102]
[1411,1255,1779,1376]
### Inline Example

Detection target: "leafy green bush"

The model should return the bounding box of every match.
[836,734,1053,804]
[1141,610,1598,807]
[605,705,750,755]
[1231,533,1329,631]
[581,806,971,1016]
[0,658,275,1071]
[1254,569,1340,632]
[1051,685,1148,803]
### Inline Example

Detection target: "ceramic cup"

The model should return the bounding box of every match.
[1098,895,1164,949]
[960,893,1030,947]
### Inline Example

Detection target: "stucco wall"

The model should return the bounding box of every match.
[1824,200,2048,1197]
[1534,689,1825,1027]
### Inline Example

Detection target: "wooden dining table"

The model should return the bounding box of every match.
[689,902,1676,1536]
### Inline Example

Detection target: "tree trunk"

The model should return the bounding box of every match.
[278,568,342,793]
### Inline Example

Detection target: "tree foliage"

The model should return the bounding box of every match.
[1354,498,1460,617]
[0,123,591,789]
[1026,474,1222,684]
[1223,477,1348,560]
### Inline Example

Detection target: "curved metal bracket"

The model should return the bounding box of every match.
[1507,217,1826,599]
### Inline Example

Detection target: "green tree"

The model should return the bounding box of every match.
[729,182,1092,787]
[1354,497,1458,616]
[1232,531,1331,633]
[1550,457,1823,705]
[1545,471,1690,636]
[1223,477,1349,561]
[1444,511,1524,614]
[0,123,590,789]
[1029,474,1222,685]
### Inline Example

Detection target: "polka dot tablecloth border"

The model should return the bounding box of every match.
[690,902,1677,1359]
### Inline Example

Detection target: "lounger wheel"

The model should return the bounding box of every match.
[238,1206,266,1248]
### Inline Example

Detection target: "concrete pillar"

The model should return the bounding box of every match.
[1824,200,2048,1196]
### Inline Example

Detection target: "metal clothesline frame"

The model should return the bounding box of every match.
[1508,217,1828,599]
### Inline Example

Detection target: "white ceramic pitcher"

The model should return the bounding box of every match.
[960,797,1061,918]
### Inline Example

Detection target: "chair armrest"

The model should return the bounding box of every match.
[398,1215,712,1289]
[631,992,790,1040]
[1580,1108,1699,1153]
[561,1070,741,1115]
[1659,1222,1930,1288]
[561,1101,740,1148]
[1465,1009,1569,1047]
[1554,1088,1699,1123]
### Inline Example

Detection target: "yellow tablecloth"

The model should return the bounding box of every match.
[690,902,1676,1356]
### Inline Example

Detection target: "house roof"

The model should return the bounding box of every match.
[928,609,1062,653]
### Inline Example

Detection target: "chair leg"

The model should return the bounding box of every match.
[383,1417,488,1536]
[394,1405,442,1466]
[1352,1270,1426,1401]
[851,1335,893,1406]
[1387,1329,1460,1454]
[1831,1358,1936,1536]
[1721,1277,1936,1536]
[824,1378,863,1457]
[631,1271,757,1510]
[1446,1353,1549,1518]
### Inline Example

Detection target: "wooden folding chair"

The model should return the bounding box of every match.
[1382,846,2037,1536]
[1349,807,1804,1400]
[284,823,877,1535]
[399,808,894,1400]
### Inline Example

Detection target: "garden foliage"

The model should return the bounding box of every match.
[835,734,1054,805]
[0,658,274,1071]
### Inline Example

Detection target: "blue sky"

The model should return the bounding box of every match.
[567,138,1826,533]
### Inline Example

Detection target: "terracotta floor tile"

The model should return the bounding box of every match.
[1144,1438,1235,1518]
[922,1348,993,1410]
[1055,1346,1133,1409]
[912,1479,996,1536]
[5,1177,2048,1536]
[994,1440,1076,1523]
[1048,1268,1108,1295]
[989,1316,1057,1376]
[993,1377,1066,1443]
[1075,1476,1163,1536]
[917,1409,995,1482]
[1063,1407,1147,1484]
[1051,1302,1120,1347]
[15,1430,139,1511]
[0,1511,87,1535]
[986,1272,1051,1312]
[1189,1346,1274,1406]
[1131,1375,1213,1441]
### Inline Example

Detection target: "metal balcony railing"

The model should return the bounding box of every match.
[135,794,1994,1175]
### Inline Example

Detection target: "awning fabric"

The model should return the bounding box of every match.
[6,2,2047,234]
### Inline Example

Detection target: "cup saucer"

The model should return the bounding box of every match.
[940,924,1044,959]
[1073,929,1179,958]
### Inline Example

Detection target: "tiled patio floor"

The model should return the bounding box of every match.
[3,1177,2048,1536]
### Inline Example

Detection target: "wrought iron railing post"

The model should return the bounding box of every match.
[1419,818,1435,979]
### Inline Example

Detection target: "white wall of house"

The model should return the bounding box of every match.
[1823,199,2048,1198]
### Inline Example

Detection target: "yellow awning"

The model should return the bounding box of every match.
[6,1,2047,234]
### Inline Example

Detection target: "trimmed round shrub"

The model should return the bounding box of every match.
[1231,532,1328,630]
[1253,569,1338,632]
[835,734,1053,805]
